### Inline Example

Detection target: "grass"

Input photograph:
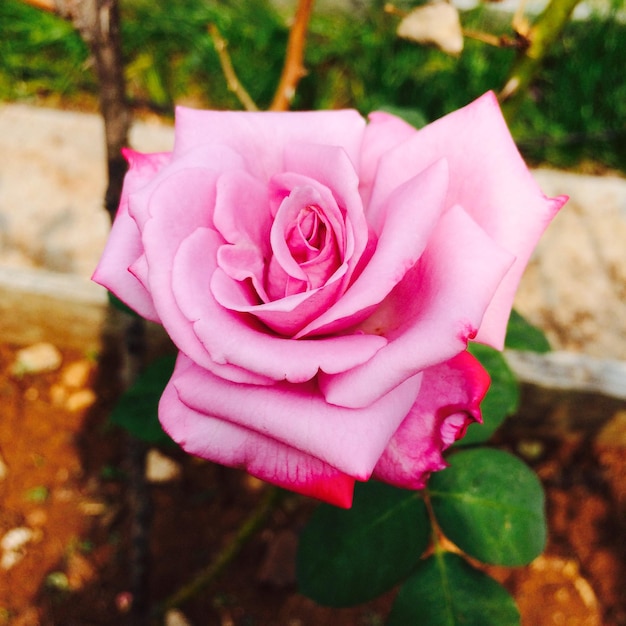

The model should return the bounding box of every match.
[1,0,625,171]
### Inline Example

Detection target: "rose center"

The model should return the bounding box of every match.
[286,205,328,264]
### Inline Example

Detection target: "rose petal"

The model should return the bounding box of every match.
[172,227,388,383]
[127,143,246,231]
[296,158,449,338]
[160,372,355,507]
[211,266,346,337]
[367,92,565,348]
[171,353,422,479]
[212,171,272,252]
[92,149,170,321]
[373,350,489,489]
[319,204,514,408]
[172,107,367,182]
[360,111,419,208]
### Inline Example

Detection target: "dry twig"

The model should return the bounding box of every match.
[269,0,316,111]
[208,24,259,112]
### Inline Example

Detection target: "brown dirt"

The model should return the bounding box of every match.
[0,340,625,626]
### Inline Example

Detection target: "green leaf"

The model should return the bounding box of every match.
[109,355,176,446]
[429,448,546,566]
[461,344,520,446]
[388,552,520,626]
[505,310,551,353]
[297,481,430,607]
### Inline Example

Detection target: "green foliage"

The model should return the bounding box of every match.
[505,310,551,353]
[428,448,546,566]
[388,552,520,626]
[298,446,547,617]
[462,309,550,445]
[463,343,520,446]
[119,0,286,111]
[1,0,625,171]
[109,354,176,446]
[297,481,430,607]
[0,0,91,100]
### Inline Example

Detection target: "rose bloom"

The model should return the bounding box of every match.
[94,92,565,508]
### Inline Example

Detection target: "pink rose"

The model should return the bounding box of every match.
[93,92,565,508]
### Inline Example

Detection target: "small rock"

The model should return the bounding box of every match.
[61,360,92,388]
[12,342,62,375]
[25,509,48,528]
[0,452,7,481]
[1,527,34,570]
[397,2,464,55]
[49,383,68,406]
[66,552,97,591]
[23,387,39,402]
[145,449,182,483]
[65,388,96,412]
[165,609,193,626]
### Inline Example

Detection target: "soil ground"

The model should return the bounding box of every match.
[0,338,625,626]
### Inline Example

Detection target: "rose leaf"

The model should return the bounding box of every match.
[388,551,520,626]
[460,344,520,446]
[109,354,177,446]
[297,481,430,607]
[428,448,546,566]
[505,309,551,353]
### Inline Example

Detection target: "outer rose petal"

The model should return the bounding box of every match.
[320,204,514,408]
[171,353,423,479]
[373,351,489,489]
[159,375,355,508]
[367,92,566,348]
[92,149,170,321]
[172,107,366,182]
[359,111,420,208]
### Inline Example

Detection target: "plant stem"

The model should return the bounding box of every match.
[208,24,259,112]
[500,0,581,120]
[269,0,316,111]
[155,486,283,617]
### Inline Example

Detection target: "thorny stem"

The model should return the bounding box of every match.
[269,0,316,111]
[154,486,283,618]
[500,0,581,119]
[208,24,259,112]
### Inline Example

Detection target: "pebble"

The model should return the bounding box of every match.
[12,342,62,375]
[65,388,96,412]
[61,360,92,388]
[145,449,182,483]
[0,452,7,481]
[66,551,97,590]
[0,527,34,570]
[165,609,193,626]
